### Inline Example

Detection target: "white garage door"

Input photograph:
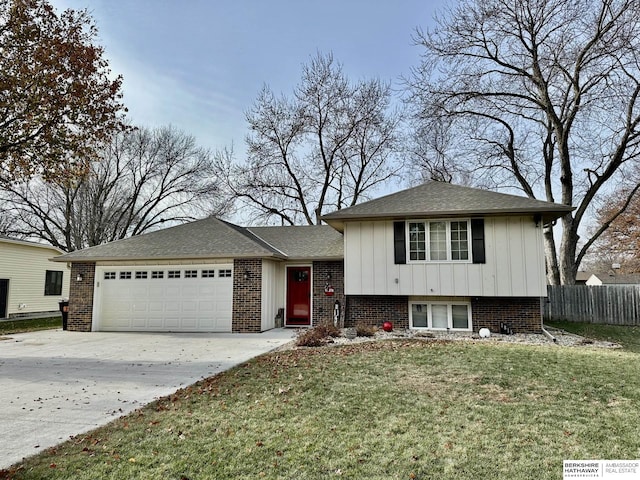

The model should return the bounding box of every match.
[94,265,233,332]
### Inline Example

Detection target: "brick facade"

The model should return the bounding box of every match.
[68,263,95,332]
[64,260,543,335]
[312,260,345,327]
[232,258,262,333]
[345,295,409,329]
[471,297,542,333]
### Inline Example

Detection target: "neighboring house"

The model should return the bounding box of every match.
[52,182,572,334]
[574,271,592,285]
[586,273,640,286]
[0,237,70,319]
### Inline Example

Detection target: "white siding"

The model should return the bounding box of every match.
[344,216,546,297]
[261,259,285,331]
[0,241,70,316]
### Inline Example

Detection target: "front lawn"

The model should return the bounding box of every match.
[546,320,640,353]
[3,340,640,479]
[0,316,61,335]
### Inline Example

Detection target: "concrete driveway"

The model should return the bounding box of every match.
[0,328,294,469]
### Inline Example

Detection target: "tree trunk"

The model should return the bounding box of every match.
[558,215,579,285]
[543,226,560,285]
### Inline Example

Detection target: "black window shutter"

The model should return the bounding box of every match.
[471,219,486,264]
[393,221,406,264]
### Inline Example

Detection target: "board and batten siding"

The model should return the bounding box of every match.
[0,241,70,316]
[344,216,545,297]
[261,259,284,331]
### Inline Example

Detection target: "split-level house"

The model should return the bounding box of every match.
[52,182,572,333]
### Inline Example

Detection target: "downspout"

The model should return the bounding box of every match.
[541,295,557,343]
[541,324,558,343]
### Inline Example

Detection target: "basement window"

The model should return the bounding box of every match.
[409,302,471,331]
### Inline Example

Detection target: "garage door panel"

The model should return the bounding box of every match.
[132,302,148,313]
[132,317,147,328]
[148,317,164,328]
[97,264,233,332]
[165,302,181,313]
[165,317,180,328]
[148,302,164,314]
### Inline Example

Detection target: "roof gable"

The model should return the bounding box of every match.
[322,181,573,230]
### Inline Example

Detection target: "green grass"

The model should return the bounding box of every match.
[0,316,61,335]
[3,340,640,480]
[546,320,640,353]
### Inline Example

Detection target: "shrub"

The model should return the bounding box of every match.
[355,323,378,337]
[295,324,341,347]
[323,323,342,338]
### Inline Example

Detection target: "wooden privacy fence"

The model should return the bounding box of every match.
[544,285,640,325]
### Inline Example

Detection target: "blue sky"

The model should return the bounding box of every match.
[50,0,448,152]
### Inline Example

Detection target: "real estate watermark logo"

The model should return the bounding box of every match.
[563,460,640,479]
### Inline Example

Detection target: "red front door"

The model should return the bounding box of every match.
[286,267,311,326]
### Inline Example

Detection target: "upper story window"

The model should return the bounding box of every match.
[407,220,470,262]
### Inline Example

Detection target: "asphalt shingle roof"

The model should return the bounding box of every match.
[54,218,345,263]
[54,217,286,262]
[248,225,344,260]
[591,273,640,285]
[322,181,573,230]
[0,236,63,253]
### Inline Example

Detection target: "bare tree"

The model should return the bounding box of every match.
[1,125,228,251]
[407,0,640,284]
[218,52,403,225]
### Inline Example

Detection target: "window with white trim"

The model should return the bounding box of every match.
[409,302,471,331]
[201,269,215,278]
[104,272,116,280]
[185,270,198,278]
[168,270,181,279]
[219,269,232,278]
[119,271,132,280]
[407,220,470,262]
[151,271,164,279]
[135,271,148,279]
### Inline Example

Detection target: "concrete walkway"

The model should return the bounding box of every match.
[0,328,294,469]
